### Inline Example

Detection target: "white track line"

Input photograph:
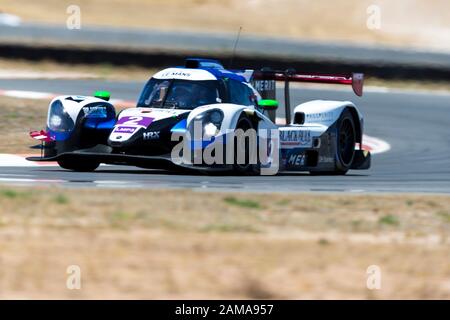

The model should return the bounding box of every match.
[0,178,64,184]
[0,71,97,80]
[0,89,55,99]
[0,154,53,167]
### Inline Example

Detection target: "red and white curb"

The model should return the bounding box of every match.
[360,135,391,155]
[0,89,135,108]
[0,70,97,80]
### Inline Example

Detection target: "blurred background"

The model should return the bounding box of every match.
[0,0,449,300]
[1,0,449,83]
[1,0,450,51]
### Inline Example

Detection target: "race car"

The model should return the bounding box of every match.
[28,58,371,175]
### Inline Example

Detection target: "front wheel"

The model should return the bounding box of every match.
[57,159,100,172]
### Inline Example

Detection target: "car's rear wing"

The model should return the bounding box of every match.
[251,70,364,97]
[249,69,364,123]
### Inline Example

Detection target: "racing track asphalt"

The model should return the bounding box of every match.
[0,79,449,193]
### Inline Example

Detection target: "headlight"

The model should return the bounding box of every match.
[209,110,223,126]
[193,109,224,139]
[203,122,219,138]
[49,115,62,127]
[47,100,75,132]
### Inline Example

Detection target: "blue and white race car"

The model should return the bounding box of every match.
[28,58,371,175]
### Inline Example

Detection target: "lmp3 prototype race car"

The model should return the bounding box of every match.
[28,58,371,175]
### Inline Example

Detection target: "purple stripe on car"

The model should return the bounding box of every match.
[116,116,154,127]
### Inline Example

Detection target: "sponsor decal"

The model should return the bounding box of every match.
[319,156,334,164]
[114,126,137,134]
[159,71,192,78]
[287,153,306,167]
[280,130,312,147]
[253,80,276,92]
[83,106,108,118]
[143,131,160,140]
[116,116,154,127]
[306,112,334,122]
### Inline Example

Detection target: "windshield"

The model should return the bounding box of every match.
[137,79,222,110]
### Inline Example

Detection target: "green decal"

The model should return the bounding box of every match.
[94,91,111,101]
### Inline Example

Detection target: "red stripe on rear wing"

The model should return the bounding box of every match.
[252,71,364,96]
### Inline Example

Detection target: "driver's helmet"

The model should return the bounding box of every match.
[195,87,217,106]
[168,85,192,107]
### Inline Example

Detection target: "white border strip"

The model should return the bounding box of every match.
[0,154,56,167]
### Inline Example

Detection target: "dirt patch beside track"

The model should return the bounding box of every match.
[0,96,47,154]
[0,187,448,299]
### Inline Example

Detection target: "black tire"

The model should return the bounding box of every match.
[232,114,260,175]
[57,159,100,172]
[310,109,356,176]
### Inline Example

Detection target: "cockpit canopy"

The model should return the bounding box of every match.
[137,79,222,110]
[137,77,257,110]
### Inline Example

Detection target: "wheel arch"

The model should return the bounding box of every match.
[242,109,260,130]
[292,100,363,144]
[345,106,362,144]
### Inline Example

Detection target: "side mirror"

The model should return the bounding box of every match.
[94,91,111,101]
[258,99,278,110]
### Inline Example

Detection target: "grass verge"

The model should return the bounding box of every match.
[0,186,448,299]
[0,96,48,154]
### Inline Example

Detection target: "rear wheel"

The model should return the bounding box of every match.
[57,159,100,172]
[310,109,356,176]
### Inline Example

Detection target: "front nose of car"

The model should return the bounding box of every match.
[107,111,189,155]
